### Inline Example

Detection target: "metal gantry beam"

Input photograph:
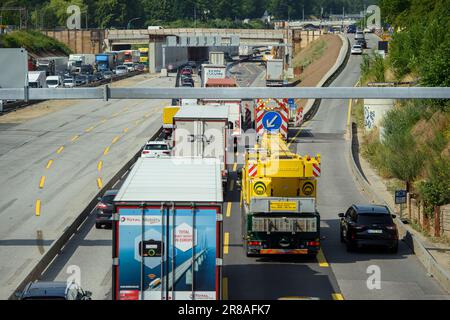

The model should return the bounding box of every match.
[0,87,449,101]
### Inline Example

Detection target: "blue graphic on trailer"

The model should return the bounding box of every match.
[262,111,282,132]
[288,98,294,104]
[118,207,217,300]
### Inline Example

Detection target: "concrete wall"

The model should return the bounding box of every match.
[149,41,189,73]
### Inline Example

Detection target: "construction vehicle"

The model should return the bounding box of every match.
[241,133,322,256]
[162,106,180,139]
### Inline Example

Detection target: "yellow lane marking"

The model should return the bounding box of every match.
[226,202,232,218]
[112,112,120,117]
[101,119,107,123]
[103,146,110,156]
[56,146,64,154]
[135,119,142,125]
[222,277,229,300]
[46,160,53,169]
[39,176,46,189]
[123,128,129,133]
[97,161,103,172]
[35,200,41,217]
[347,99,353,128]
[229,180,235,192]
[233,163,238,172]
[332,293,344,300]
[112,136,120,144]
[224,232,230,255]
[317,248,329,267]
[85,126,94,133]
[97,178,103,189]
[71,135,79,142]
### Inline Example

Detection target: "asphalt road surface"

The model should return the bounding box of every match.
[0,72,177,299]
[222,34,450,300]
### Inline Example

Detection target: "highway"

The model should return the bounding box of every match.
[222,34,450,300]
[1,35,448,300]
[0,72,176,299]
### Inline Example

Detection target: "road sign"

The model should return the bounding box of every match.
[262,111,282,131]
[395,190,407,204]
[288,98,294,104]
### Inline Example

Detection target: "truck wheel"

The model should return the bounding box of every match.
[388,243,398,254]
[346,241,355,252]
[95,223,101,229]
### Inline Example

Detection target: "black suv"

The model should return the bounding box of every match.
[339,205,398,253]
[17,281,92,300]
[95,189,119,229]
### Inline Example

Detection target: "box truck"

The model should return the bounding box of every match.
[201,64,226,87]
[173,105,230,186]
[209,51,225,65]
[113,157,223,300]
[28,71,47,88]
[265,59,284,87]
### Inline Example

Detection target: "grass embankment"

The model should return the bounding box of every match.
[0,30,71,55]
[353,51,450,236]
[292,38,327,73]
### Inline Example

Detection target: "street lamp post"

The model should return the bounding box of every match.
[127,17,141,29]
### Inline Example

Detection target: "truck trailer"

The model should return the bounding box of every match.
[241,133,322,256]
[173,105,230,187]
[201,64,227,87]
[95,53,115,72]
[113,157,223,300]
[265,59,284,87]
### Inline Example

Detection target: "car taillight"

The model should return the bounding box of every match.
[163,151,170,155]
[248,241,261,246]
[142,151,149,154]
[386,225,397,231]
[354,225,366,230]
[97,203,107,209]
[307,241,320,247]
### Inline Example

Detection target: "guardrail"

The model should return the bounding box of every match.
[2,87,449,101]
[0,70,143,114]
[9,128,163,300]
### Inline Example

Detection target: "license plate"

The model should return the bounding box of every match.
[270,201,297,211]
[367,229,383,234]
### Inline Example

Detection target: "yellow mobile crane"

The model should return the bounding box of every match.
[241,133,322,256]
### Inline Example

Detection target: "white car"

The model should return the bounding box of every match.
[141,141,171,158]
[124,63,135,72]
[351,44,363,55]
[115,65,128,75]
[46,76,63,88]
[63,78,75,88]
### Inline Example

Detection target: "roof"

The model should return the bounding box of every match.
[174,105,229,120]
[114,157,223,203]
[22,281,67,298]
[353,205,390,214]
[206,78,237,87]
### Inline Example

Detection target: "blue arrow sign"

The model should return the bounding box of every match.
[288,98,295,104]
[262,111,282,131]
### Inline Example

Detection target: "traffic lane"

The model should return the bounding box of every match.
[0,77,175,299]
[40,129,166,300]
[0,93,171,237]
[0,110,165,299]
[292,41,449,299]
[223,63,340,301]
[229,62,264,87]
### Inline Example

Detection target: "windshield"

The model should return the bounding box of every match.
[357,214,393,225]
[145,144,168,151]
[47,80,58,85]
